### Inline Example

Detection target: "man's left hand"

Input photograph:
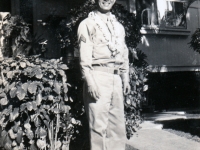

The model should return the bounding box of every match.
[123,82,131,95]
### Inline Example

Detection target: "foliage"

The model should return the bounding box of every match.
[56,0,148,139]
[0,55,81,150]
[2,15,32,57]
[189,28,200,53]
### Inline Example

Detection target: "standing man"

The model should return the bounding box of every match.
[78,0,130,149]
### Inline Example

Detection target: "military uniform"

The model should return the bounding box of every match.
[78,10,129,150]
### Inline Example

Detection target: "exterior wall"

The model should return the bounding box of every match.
[138,1,200,72]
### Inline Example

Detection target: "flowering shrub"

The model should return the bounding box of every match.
[189,28,200,53]
[0,55,81,150]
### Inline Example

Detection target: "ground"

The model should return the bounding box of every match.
[126,110,200,150]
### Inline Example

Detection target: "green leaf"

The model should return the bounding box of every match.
[64,95,68,101]
[20,103,26,112]
[41,63,48,68]
[28,82,37,94]
[34,117,41,127]
[13,123,20,133]
[53,81,61,95]
[10,87,17,98]
[0,130,7,146]
[26,102,33,111]
[62,144,69,150]
[4,135,12,150]
[22,83,29,94]
[0,97,8,105]
[3,105,12,116]
[53,108,60,114]
[35,69,43,79]
[9,108,19,122]
[143,85,148,91]
[7,71,14,79]
[55,141,62,149]
[58,64,68,70]
[0,92,6,98]
[11,62,17,67]
[16,129,23,144]
[8,129,16,139]
[20,62,26,68]
[30,142,38,150]
[0,116,5,125]
[62,76,67,83]
[43,120,50,128]
[49,69,56,75]
[26,129,34,140]
[36,139,46,149]
[16,87,26,100]
[43,114,50,121]
[0,78,2,85]
[8,82,16,90]
[58,69,66,77]
[63,83,68,94]
[69,97,73,102]
[32,101,37,110]
[42,104,50,110]
[60,105,71,113]
[39,127,47,139]
[126,97,131,105]
[24,123,31,129]
[12,141,17,148]
[36,93,42,106]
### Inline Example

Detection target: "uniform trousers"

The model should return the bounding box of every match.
[83,70,126,150]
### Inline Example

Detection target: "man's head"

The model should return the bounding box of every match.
[95,0,116,13]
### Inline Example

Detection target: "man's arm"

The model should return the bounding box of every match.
[120,26,130,95]
[78,20,100,100]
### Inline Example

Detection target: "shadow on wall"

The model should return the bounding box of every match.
[147,71,200,111]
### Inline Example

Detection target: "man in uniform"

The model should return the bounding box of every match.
[77,0,130,149]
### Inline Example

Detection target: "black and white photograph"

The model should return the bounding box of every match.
[0,0,200,150]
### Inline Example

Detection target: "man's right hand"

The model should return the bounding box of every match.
[88,84,100,101]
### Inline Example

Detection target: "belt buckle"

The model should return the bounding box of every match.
[114,69,118,74]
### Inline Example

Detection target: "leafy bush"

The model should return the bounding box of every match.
[189,28,200,53]
[56,0,148,139]
[0,55,81,150]
[2,15,32,57]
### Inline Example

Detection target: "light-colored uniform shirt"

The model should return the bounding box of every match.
[78,11,129,86]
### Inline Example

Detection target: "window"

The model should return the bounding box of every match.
[158,1,187,28]
[137,0,159,26]
[138,0,187,28]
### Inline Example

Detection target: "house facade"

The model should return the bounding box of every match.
[1,0,200,110]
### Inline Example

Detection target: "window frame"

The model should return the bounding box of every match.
[139,0,190,35]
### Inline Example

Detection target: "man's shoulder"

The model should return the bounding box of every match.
[114,19,125,31]
[111,14,125,30]
[79,15,96,28]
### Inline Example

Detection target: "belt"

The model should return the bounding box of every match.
[93,66,120,75]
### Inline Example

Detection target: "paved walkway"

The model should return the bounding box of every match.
[126,111,200,150]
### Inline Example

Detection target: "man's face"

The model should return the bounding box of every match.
[97,0,116,13]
